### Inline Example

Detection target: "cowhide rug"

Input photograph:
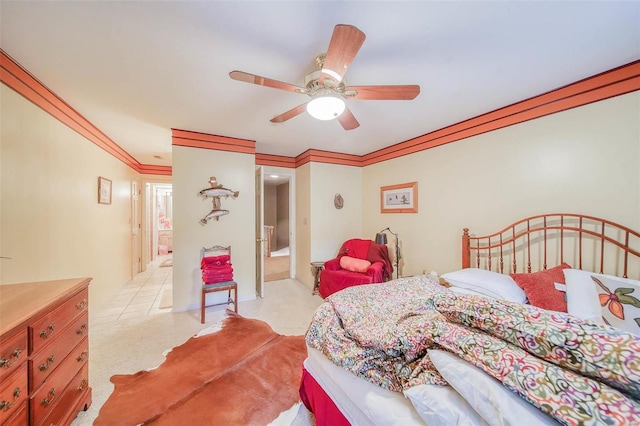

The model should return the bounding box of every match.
[95,311,307,425]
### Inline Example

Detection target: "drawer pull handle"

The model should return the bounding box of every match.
[76,350,88,362]
[77,378,88,392]
[39,355,56,371]
[76,299,88,310]
[0,348,22,368]
[76,324,88,335]
[39,323,55,339]
[0,387,21,411]
[41,388,56,406]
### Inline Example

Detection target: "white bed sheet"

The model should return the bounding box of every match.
[304,345,427,426]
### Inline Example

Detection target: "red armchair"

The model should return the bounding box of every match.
[318,238,393,298]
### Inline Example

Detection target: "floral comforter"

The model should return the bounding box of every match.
[305,276,640,425]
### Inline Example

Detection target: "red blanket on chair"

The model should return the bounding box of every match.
[339,239,371,260]
[201,261,234,284]
[367,244,393,281]
[201,254,231,268]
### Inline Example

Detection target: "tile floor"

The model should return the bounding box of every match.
[91,254,174,324]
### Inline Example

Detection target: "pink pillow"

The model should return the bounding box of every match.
[340,256,372,273]
[510,263,572,312]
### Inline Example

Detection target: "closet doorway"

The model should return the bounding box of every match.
[263,172,292,282]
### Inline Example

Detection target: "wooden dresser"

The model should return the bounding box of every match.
[0,278,92,425]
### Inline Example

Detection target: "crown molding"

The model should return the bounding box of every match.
[0,49,171,176]
[3,48,638,173]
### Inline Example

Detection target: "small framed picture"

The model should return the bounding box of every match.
[98,176,112,205]
[380,182,418,213]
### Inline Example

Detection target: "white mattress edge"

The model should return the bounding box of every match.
[304,345,426,426]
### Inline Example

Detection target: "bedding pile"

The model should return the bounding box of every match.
[305,276,640,425]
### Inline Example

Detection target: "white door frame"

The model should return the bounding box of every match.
[131,178,141,278]
[255,166,264,297]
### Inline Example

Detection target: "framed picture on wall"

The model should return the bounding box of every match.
[98,176,112,205]
[380,181,418,213]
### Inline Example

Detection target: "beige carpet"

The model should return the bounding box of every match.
[159,258,173,267]
[159,289,173,308]
[264,255,290,281]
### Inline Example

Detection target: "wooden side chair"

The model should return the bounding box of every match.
[200,245,238,323]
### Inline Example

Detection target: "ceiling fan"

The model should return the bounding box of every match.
[229,24,420,131]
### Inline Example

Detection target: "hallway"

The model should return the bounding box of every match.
[91,254,173,324]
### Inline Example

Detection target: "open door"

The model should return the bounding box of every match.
[131,178,141,278]
[255,166,265,297]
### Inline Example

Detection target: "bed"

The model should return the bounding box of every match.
[299,213,640,425]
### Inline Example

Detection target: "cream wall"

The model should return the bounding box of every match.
[362,92,640,277]
[295,164,312,286]
[310,162,363,264]
[0,84,137,309]
[172,146,256,312]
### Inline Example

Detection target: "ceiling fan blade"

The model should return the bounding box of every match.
[345,85,421,100]
[321,25,366,85]
[270,103,309,123]
[337,106,359,131]
[230,70,307,94]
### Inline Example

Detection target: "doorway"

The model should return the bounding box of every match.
[153,184,173,259]
[262,171,293,282]
[140,178,173,270]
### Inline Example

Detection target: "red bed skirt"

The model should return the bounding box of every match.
[299,367,351,426]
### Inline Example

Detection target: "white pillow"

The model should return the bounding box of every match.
[564,269,603,323]
[428,349,559,426]
[566,269,640,335]
[404,384,488,426]
[447,286,494,298]
[592,274,640,335]
[440,268,527,303]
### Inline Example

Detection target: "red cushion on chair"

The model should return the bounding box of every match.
[510,263,571,312]
[339,256,372,273]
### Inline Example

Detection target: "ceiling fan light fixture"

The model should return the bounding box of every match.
[306,94,345,121]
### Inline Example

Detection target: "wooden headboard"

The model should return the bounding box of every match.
[462,213,640,278]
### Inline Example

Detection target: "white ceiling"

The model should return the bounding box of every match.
[1,1,639,167]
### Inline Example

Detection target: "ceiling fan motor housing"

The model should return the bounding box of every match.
[304,69,346,96]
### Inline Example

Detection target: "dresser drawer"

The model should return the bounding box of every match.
[0,363,28,425]
[29,289,88,355]
[67,338,89,374]
[0,329,27,382]
[30,314,88,391]
[30,338,87,426]
[36,363,89,426]
[3,399,27,426]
